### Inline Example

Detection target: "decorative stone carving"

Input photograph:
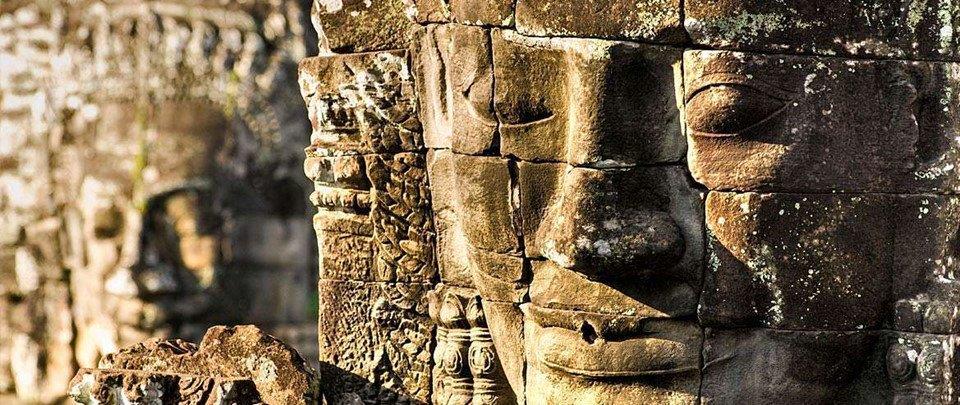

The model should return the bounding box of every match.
[428,286,515,405]
[300,48,438,402]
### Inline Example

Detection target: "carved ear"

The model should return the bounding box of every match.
[685,83,787,137]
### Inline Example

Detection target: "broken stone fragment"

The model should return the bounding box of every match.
[517,0,685,43]
[69,369,262,404]
[686,0,960,60]
[86,325,320,404]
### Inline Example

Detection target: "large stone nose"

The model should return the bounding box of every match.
[537,167,684,280]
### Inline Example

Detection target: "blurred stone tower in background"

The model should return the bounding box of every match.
[0,1,318,402]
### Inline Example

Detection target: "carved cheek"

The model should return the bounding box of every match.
[686,84,786,137]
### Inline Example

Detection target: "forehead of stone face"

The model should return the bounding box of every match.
[492,30,685,166]
[685,50,960,193]
[145,100,227,192]
[686,0,960,60]
[516,0,685,43]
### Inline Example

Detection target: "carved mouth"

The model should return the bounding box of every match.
[523,304,701,380]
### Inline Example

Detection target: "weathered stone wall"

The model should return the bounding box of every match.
[304,1,960,404]
[0,1,319,402]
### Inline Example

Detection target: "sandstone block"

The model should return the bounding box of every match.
[686,50,960,193]
[492,30,685,165]
[517,0,685,43]
[413,24,496,152]
[704,192,960,331]
[686,0,960,60]
[450,0,514,27]
[312,0,418,52]
[317,280,434,403]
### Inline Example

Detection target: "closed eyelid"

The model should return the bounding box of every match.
[686,73,799,103]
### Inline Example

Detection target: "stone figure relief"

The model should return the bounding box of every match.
[303,0,960,404]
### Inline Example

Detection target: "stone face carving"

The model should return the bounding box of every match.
[68,325,320,404]
[303,1,960,404]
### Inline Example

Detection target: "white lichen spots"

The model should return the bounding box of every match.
[939,0,955,51]
[748,245,784,325]
[907,0,929,34]
[695,9,820,47]
[593,240,612,256]
[244,355,279,383]
[717,216,726,225]
[804,73,818,94]
[625,2,681,39]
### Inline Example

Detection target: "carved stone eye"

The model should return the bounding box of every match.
[686,84,786,136]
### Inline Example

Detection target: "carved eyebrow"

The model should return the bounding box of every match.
[686,73,799,103]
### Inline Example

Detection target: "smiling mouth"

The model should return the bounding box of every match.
[523,304,701,380]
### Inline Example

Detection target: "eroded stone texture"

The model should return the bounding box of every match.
[686,50,960,193]
[517,0,685,43]
[704,192,960,331]
[312,0,419,52]
[413,24,497,152]
[686,0,960,60]
[493,30,686,166]
[450,0,514,27]
[318,280,434,403]
[300,2,960,404]
[300,48,439,402]
[70,325,319,404]
[702,328,960,403]
[69,369,262,404]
